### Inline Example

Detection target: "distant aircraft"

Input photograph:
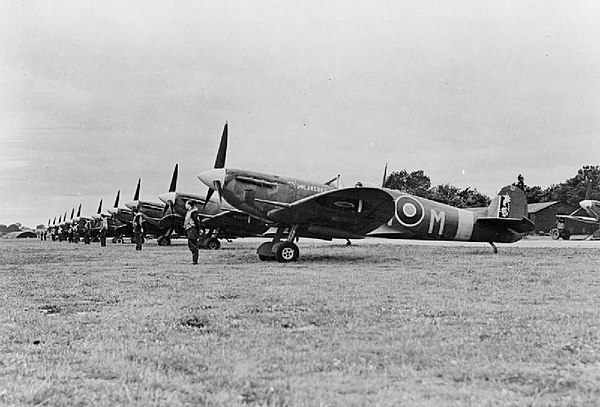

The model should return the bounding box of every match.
[198,123,535,262]
[107,181,141,243]
[124,179,177,245]
[157,164,270,250]
[552,200,600,240]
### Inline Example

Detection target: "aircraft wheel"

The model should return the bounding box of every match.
[561,233,570,240]
[550,229,560,240]
[205,238,220,250]
[157,236,171,246]
[275,241,299,263]
[115,237,124,244]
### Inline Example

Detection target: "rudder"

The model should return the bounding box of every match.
[487,185,528,219]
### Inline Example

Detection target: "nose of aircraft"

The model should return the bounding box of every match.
[124,200,138,210]
[158,192,176,204]
[580,200,593,210]
[197,168,226,190]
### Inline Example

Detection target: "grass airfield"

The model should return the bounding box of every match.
[1,238,600,406]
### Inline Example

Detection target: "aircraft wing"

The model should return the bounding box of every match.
[476,217,535,234]
[264,187,395,238]
[201,210,270,237]
[159,213,183,229]
[556,214,599,225]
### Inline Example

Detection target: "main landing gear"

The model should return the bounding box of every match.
[200,229,221,250]
[257,225,300,263]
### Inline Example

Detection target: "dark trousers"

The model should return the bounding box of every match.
[134,231,143,250]
[99,230,107,247]
[187,228,199,264]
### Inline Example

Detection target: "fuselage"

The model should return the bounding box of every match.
[199,168,527,244]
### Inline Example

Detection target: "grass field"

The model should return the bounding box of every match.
[1,238,600,406]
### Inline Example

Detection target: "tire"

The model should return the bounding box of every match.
[205,238,221,250]
[561,234,570,240]
[115,237,124,244]
[157,236,171,246]
[274,241,299,263]
[550,229,560,240]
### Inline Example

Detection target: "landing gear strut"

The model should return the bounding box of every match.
[489,242,498,254]
[257,225,300,263]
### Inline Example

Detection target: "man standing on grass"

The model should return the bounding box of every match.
[99,215,108,247]
[184,199,201,264]
[132,206,145,251]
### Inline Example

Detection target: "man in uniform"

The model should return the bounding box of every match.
[184,199,201,264]
[99,215,108,247]
[132,206,145,251]
[83,220,91,244]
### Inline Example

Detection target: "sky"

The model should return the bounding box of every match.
[1,0,599,227]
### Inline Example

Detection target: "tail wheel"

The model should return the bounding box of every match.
[550,229,560,240]
[115,237,124,244]
[205,238,221,250]
[275,241,299,263]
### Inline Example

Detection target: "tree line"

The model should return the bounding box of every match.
[383,165,600,208]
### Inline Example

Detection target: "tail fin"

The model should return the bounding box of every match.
[487,185,528,219]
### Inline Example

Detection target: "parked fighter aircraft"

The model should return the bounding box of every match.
[552,200,600,239]
[198,123,535,262]
[124,178,179,245]
[107,182,140,243]
[158,164,269,250]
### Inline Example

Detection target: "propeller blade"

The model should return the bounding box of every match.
[70,208,74,219]
[133,179,141,201]
[53,217,56,225]
[161,199,173,218]
[381,163,388,188]
[204,188,215,209]
[214,180,223,203]
[169,164,179,192]
[214,123,228,169]
[97,199,103,214]
[114,190,120,208]
[77,203,81,217]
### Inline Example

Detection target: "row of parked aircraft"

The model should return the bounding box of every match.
[47,123,541,262]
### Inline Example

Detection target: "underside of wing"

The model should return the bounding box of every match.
[476,216,535,234]
[265,187,395,238]
[159,213,183,229]
[202,210,270,237]
[556,214,599,225]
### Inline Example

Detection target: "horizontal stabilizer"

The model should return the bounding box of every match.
[476,216,535,234]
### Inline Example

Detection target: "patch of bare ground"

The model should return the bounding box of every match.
[1,238,600,405]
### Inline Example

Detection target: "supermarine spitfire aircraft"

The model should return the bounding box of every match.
[158,164,270,250]
[124,178,179,245]
[552,200,600,239]
[198,123,535,263]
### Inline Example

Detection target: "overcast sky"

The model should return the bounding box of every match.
[1,1,599,227]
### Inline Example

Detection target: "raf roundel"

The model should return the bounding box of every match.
[394,196,425,227]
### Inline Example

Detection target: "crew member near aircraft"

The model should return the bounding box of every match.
[184,199,201,265]
[132,207,145,251]
[83,220,91,244]
[99,216,108,247]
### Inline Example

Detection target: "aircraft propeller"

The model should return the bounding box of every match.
[381,163,388,188]
[162,164,179,217]
[204,123,228,207]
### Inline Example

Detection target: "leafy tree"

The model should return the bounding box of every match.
[36,224,46,230]
[7,224,21,233]
[384,170,431,197]
[0,224,7,234]
[384,168,490,207]
[428,184,490,208]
